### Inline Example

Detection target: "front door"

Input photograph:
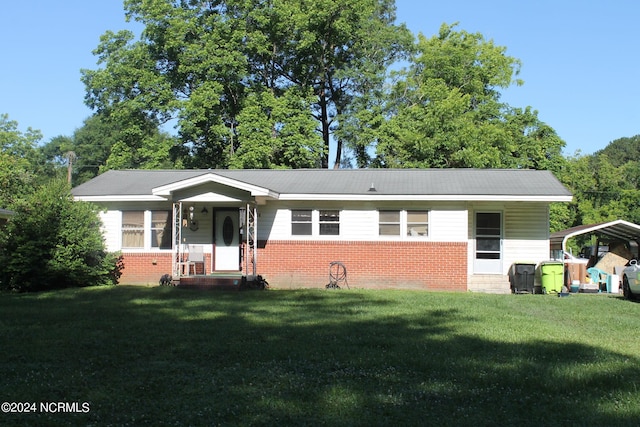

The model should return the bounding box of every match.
[214,210,240,271]
[473,212,503,274]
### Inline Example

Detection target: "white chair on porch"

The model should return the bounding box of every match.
[183,244,205,275]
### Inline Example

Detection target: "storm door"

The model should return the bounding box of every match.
[473,212,503,274]
[214,210,240,271]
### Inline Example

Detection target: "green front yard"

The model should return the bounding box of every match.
[1,286,639,426]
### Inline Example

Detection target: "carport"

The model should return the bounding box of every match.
[550,219,640,259]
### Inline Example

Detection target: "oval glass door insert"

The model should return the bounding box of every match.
[222,216,234,246]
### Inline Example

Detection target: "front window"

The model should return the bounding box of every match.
[407,211,429,237]
[319,210,340,235]
[151,210,171,249]
[122,211,144,248]
[291,209,312,235]
[379,211,400,235]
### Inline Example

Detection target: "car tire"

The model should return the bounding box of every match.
[623,276,635,300]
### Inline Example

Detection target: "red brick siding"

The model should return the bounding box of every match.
[117,241,468,291]
[256,240,468,291]
[117,253,210,284]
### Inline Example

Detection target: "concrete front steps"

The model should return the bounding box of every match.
[467,274,512,294]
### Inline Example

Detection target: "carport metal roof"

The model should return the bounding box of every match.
[550,219,640,250]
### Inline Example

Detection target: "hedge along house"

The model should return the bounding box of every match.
[71,169,572,292]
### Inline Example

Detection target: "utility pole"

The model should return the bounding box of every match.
[64,151,76,184]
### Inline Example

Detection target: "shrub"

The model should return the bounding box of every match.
[0,179,122,292]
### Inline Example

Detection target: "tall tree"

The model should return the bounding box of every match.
[375,24,565,169]
[253,0,413,167]
[0,114,43,207]
[82,0,412,169]
[230,87,323,169]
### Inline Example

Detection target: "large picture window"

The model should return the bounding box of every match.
[122,211,144,248]
[319,210,340,235]
[291,209,312,235]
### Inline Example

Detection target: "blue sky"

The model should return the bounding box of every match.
[1,1,638,157]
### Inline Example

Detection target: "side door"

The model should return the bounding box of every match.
[473,212,503,274]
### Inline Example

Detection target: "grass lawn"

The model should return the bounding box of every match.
[1,286,639,426]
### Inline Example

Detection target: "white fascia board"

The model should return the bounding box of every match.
[152,173,277,198]
[73,195,168,202]
[277,194,573,202]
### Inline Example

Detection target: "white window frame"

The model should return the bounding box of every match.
[406,210,429,238]
[377,210,430,239]
[291,209,313,235]
[379,210,401,236]
[121,211,145,249]
[288,209,342,237]
[319,209,340,236]
[151,210,172,249]
[121,210,173,251]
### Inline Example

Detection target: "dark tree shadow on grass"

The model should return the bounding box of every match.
[1,287,639,426]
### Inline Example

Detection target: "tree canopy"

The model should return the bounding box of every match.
[6,2,640,237]
[39,114,180,186]
[81,0,413,169]
[374,24,565,170]
[0,114,46,208]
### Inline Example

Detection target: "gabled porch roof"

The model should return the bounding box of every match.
[151,172,277,199]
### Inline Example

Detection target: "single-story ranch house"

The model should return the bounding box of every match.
[71,168,572,292]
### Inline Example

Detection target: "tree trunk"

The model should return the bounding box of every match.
[319,89,330,169]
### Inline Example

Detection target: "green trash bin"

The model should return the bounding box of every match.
[540,261,564,294]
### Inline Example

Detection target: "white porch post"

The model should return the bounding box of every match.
[172,202,183,278]
[244,203,257,278]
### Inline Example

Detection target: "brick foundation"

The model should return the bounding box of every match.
[117,252,210,285]
[257,240,468,291]
[116,240,468,291]
[117,253,173,285]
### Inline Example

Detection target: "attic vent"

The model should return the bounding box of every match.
[368,182,377,192]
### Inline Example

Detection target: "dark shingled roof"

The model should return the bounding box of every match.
[71,169,572,198]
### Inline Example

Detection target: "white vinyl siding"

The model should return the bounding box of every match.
[99,210,121,252]
[264,204,469,241]
[503,202,550,272]
[467,202,550,276]
[429,210,467,242]
[340,210,376,239]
